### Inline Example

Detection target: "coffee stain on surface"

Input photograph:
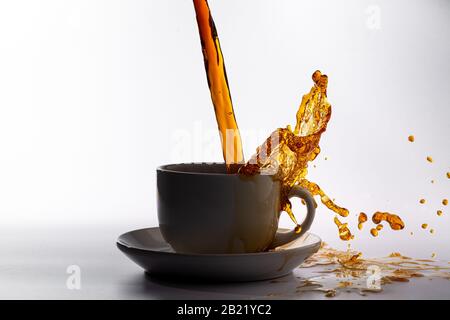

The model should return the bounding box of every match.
[294,243,450,297]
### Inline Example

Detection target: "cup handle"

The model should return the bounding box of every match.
[268,186,316,249]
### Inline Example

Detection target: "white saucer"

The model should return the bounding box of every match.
[117,227,321,282]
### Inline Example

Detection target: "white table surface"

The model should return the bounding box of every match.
[1,222,449,300]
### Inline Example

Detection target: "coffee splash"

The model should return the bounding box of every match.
[239,71,404,240]
[240,71,347,226]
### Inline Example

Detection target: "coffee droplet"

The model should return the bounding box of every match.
[408,135,415,142]
[447,172,450,179]
[372,212,405,230]
[334,216,354,241]
[430,228,435,234]
[431,180,435,184]
[431,253,436,258]
[370,228,378,237]
[437,210,443,216]
[357,212,368,230]
[419,199,426,204]
[324,157,328,160]
[295,225,302,234]
[421,223,428,229]
[426,156,433,163]
[410,232,414,235]
[443,199,448,206]
[376,224,384,231]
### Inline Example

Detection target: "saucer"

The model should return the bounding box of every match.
[117,227,321,282]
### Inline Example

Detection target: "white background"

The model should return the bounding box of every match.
[0,0,449,259]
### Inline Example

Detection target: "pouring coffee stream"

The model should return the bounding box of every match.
[193,0,244,172]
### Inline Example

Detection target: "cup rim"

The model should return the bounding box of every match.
[157,162,241,176]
